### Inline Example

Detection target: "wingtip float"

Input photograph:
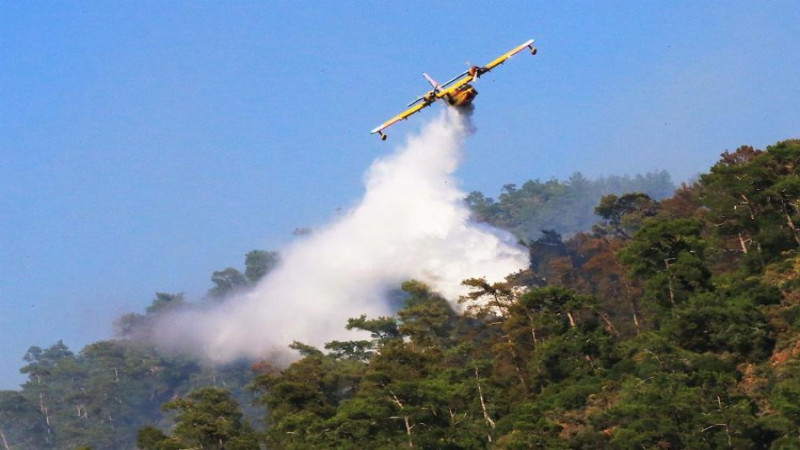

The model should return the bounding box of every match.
[370,39,536,141]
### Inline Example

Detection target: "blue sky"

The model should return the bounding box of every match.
[1,1,797,389]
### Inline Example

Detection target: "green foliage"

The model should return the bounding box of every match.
[324,339,373,362]
[662,291,773,360]
[467,171,674,241]
[146,292,185,314]
[244,249,279,284]
[137,425,182,450]
[209,248,280,299]
[208,267,249,299]
[253,342,365,447]
[138,387,261,449]
[621,218,711,308]
[700,140,800,272]
[593,192,659,239]
[346,315,401,343]
[1,337,261,449]
[0,390,49,448]
[160,387,260,449]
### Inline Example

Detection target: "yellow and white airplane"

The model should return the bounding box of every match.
[370,39,537,140]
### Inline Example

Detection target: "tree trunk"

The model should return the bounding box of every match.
[389,391,414,448]
[566,311,577,329]
[503,333,528,392]
[629,295,641,332]
[737,232,750,254]
[0,429,10,450]
[741,193,756,220]
[524,310,538,347]
[39,392,51,434]
[487,319,528,391]
[779,197,800,246]
[403,416,413,448]
[599,312,620,336]
[617,260,641,332]
[664,258,676,307]
[474,368,495,443]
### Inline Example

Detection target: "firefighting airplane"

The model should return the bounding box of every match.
[370,39,537,140]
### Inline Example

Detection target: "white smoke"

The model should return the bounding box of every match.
[154,108,528,363]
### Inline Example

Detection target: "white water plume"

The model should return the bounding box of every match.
[154,108,528,363]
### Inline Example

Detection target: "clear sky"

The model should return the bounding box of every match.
[1,1,797,389]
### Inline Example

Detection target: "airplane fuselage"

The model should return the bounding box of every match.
[443,84,478,106]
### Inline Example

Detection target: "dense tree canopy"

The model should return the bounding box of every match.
[251,140,799,448]
[1,139,798,449]
[0,250,276,449]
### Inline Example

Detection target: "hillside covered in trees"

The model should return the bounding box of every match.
[1,140,799,449]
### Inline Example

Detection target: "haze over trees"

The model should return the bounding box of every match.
[1,140,799,448]
[466,170,674,242]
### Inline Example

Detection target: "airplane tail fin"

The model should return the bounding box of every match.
[423,73,442,91]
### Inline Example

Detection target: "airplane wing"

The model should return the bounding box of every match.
[370,100,432,138]
[481,39,536,74]
[440,71,472,90]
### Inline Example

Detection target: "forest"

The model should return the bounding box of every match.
[1,139,798,449]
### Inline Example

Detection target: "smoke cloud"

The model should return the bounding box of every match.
[153,108,528,363]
